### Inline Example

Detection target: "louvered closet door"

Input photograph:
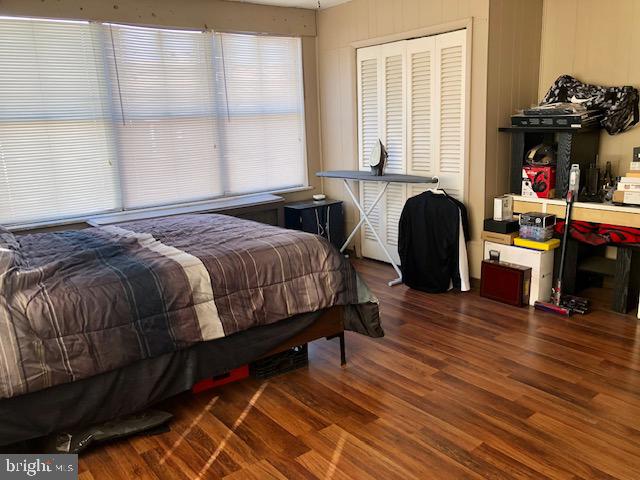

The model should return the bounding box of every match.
[355,29,467,266]
[357,42,406,264]
[406,35,436,198]
[356,46,383,250]
[378,42,407,264]
[433,30,467,199]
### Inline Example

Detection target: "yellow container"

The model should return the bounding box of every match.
[513,237,560,251]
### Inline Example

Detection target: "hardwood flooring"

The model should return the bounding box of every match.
[80,259,640,479]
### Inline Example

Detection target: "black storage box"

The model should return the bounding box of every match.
[250,344,308,379]
[484,218,519,234]
[511,111,602,129]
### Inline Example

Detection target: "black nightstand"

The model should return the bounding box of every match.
[284,199,344,249]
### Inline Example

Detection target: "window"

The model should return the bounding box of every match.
[107,24,223,210]
[0,17,307,226]
[0,18,118,225]
[356,30,467,264]
[214,33,306,196]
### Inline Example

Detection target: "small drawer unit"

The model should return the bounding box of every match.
[284,199,344,249]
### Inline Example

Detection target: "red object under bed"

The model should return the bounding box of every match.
[191,365,249,394]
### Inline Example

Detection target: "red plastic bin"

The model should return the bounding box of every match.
[191,365,249,394]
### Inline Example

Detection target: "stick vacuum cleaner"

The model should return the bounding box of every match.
[534,188,590,316]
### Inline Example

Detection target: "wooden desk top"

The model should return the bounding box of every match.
[511,195,640,228]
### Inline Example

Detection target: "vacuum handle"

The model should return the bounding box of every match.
[555,190,574,304]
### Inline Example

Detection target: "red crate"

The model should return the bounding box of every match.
[191,365,249,394]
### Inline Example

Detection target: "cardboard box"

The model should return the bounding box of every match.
[613,190,640,205]
[481,230,518,245]
[620,176,640,183]
[521,165,556,199]
[493,195,513,221]
[618,182,640,191]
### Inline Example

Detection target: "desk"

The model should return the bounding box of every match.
[511,195,640,318]
[317,170,438,286]
[511,195,640,227]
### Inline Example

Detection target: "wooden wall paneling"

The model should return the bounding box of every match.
[318,0,491,278]
[485,0,543,214]
[539,0,640,175]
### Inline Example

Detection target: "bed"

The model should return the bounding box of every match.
[0,214,381,446]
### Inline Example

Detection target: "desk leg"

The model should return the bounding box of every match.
[341,180,403,286]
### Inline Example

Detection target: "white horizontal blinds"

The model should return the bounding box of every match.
[435,30,466,199]
[0,18,118,225]
[106,24,222,209]
[215,33,306,195]
[356,47,379,170]
[381,43,406,174]
[407,36,435,177]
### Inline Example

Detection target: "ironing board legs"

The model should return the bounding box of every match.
[340,179,403,286]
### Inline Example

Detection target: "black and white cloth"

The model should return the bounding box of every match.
[541,75,639,135]
[398,190,470,293]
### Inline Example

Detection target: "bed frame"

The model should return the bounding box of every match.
[0,306,349,447]
[260,305,346,365]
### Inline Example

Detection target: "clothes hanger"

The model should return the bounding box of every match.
[426,176,446,194]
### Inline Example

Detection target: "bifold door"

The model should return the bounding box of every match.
[356,29,467,264]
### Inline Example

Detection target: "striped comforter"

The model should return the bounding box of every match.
[0,214,380,399]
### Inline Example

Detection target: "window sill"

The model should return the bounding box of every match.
[8,186,313,232]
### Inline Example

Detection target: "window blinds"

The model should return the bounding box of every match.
[0,18,119,225]
[0,17,307,226]
[213,33,306,195]
[106,24,223,209]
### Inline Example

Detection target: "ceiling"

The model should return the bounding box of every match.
[225,0,351,9]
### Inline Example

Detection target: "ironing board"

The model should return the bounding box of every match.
[317,170,439,286]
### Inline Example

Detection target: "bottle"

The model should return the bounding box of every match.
[603,161,613,188]
[569,164,580,195]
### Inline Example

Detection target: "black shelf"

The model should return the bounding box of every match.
[499,126,600,134]
[498,126,600,198]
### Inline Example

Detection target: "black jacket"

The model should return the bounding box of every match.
[398,191,470,293]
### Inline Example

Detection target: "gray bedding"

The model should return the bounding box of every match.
[0,214,381,400]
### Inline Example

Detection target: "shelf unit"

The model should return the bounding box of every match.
[498,125,600,198]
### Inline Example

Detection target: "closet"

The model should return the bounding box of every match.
[356,29,468,264]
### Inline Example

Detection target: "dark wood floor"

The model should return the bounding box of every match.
[80,259,640,480]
